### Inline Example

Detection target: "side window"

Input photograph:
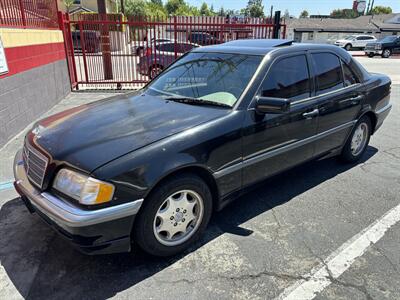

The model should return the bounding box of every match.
[342,61,359,86]
[158,43,175,52]
[261,55,311,101]
[311,52,344,95]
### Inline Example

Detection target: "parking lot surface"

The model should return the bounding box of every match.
[0,59,399,300]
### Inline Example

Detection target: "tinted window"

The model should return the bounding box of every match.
[342,61,359,86]
[157,43,175,52]
[261,55,311,101]
[311,53,344,95]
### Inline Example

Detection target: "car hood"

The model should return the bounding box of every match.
[32,93,230,172]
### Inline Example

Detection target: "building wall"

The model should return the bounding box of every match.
[0,28,70,147]
[57,0,116,13]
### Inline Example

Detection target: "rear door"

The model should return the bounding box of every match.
[309,51,363,156]
[242,53,319,187]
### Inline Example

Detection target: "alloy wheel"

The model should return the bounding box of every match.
[351,122,368,156]
[153,190,204,246]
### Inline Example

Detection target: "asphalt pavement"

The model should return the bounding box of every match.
[0,58,399,300]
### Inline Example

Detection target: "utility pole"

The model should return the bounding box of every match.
[370,0,375,14]
[97,0,113,79]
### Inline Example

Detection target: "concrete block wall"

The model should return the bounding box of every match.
[0,28,70,148]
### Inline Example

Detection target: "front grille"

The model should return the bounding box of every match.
[22,141,48,189]
[365,44,376,50]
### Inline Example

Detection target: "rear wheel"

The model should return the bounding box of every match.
[382,49,391,58]
[340,116,371,163]
[134,173,213,257]
[345,44,352,51]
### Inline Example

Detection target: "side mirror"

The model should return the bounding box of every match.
[255,96,290,114]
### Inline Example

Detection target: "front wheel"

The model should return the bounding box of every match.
[345,44,352,51]
[340,116,371,163]
[133,173,213,257]
[382,49,391,58]
[367,53,374,58]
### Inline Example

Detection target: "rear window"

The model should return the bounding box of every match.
[311,53,344,95]
[342,62,359,86]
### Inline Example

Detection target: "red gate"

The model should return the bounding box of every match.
[60,14,286,90]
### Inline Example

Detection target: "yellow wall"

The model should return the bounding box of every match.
[0,28,64,48]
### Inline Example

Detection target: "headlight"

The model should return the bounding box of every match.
[53,169,115,205]
[375,44,382,50]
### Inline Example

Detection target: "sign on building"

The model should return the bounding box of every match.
[0,36,9,75]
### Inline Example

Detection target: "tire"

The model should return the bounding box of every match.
[340,115,372,163]
[382,49,391,58]
[133,173,213,257]
[345,44,352,51]
[368,53,374,58]
[149,65,163,79]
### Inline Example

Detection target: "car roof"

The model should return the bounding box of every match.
[192,39,348,56]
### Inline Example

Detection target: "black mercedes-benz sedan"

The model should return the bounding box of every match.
[14,39,392,256]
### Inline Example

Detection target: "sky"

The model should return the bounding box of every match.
[186,0,400,17]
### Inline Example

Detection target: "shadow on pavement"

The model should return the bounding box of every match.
[0,146,377,299]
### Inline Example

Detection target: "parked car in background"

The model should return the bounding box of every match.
[188,32,220,46]
[72,30,100,53]
[132,38,171,56]
[334,35,377,51]
[14,40,392,257]
[364,35,400,58]
[138,40,199,78]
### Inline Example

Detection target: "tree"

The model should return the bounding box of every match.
[330,8,358,19]
[200,2,211,16]
[299,10,309,18]
[150,0,163,5]
[125,0,147,16]
[369,6,392,15]
[165,0,185,15]
[64,0,75,13]
[217,6,225,17]
[284,9,290,19]
[244,0,265,18]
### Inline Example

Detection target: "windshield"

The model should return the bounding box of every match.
[344,35,356,40]
[380,36,397,43]
[146,52,262,107]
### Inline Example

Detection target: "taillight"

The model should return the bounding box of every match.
[145,47,152,57]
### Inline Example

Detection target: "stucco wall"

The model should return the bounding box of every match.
[0,28,70,148]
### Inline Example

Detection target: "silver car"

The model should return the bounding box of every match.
[334,35,377,51]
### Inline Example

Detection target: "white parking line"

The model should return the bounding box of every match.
[276,203,400,300]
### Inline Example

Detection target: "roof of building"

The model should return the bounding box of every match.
[286,13,400,32]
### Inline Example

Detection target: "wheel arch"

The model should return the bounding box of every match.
[359,110,377,135]
[144,165,220,211]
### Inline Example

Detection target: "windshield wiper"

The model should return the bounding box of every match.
[164,96,231,108]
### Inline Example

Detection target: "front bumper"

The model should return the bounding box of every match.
[365,49,383,55]
[13,149,143,254]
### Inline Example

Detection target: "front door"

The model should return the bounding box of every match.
[242,53,318,187]
[309,51,363,156]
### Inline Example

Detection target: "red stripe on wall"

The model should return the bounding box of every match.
[0,42,66,79]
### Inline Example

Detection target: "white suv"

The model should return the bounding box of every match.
[334,35,377,51]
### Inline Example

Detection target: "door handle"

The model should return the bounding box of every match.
[302,108,319,119]
[349,95,364,103]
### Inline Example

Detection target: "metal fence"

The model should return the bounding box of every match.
[0,0,58,28]
[60,13,287,90]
